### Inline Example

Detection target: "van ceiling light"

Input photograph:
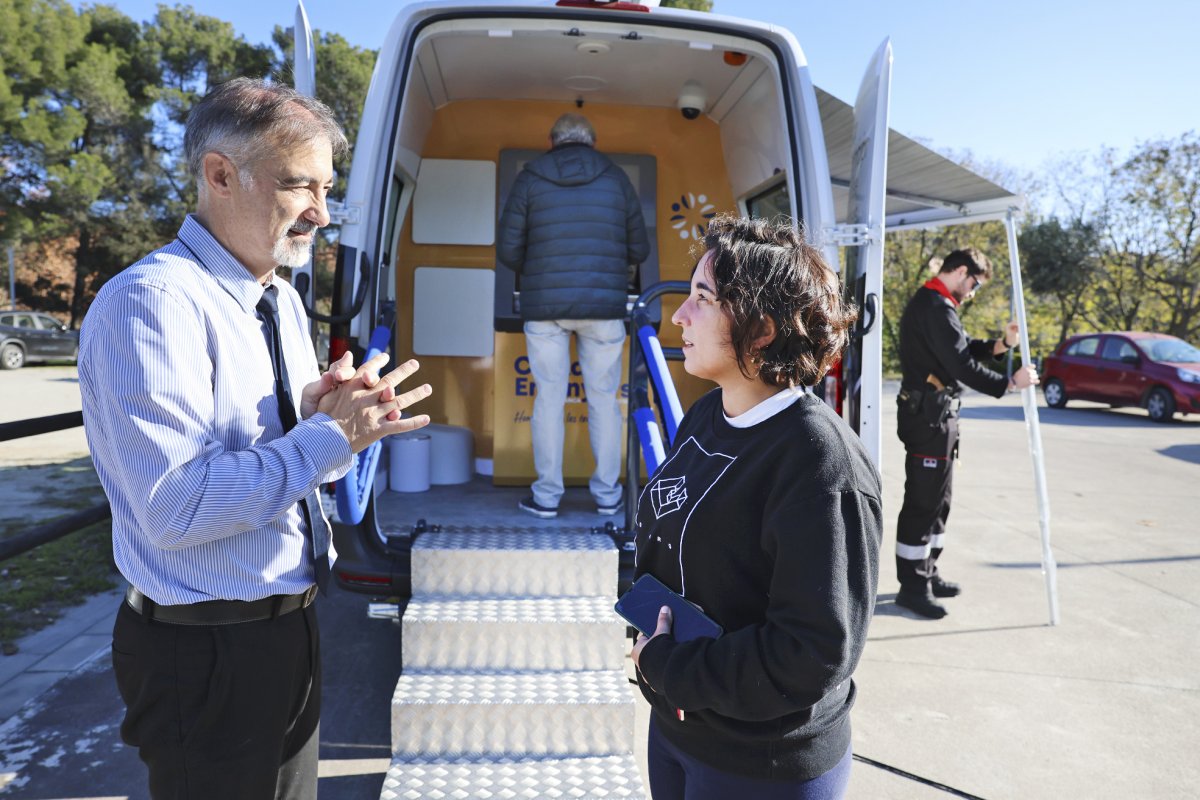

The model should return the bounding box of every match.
[723,51,748,66]
[688,41,714,51]
[577,41,611,55]
[488,29,514,38]
[564,75,607,92]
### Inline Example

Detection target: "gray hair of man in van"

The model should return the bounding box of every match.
[184,77,349,199]
[549,113,596,147]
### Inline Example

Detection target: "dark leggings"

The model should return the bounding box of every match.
[647,717,853,800]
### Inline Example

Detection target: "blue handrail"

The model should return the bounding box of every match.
[632,405,666,475]
[635,322,684,446]
[622,281,688,530]
[334,324,393,525]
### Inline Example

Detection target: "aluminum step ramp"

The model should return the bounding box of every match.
[383,528,644,800]
[402,596,625,671]
[410,529,617,597]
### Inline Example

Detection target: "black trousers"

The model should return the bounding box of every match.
[895,407,959,590]
[111,600,321,800]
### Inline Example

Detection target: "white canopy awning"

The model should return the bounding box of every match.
[817,87,1024,232]
[817,84,1056,623]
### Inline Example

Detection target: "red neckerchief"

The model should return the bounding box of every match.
[923,277,959,307]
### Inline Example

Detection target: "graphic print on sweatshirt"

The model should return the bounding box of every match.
[637,436,736,592]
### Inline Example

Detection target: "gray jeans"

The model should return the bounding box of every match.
[523,318,626,508]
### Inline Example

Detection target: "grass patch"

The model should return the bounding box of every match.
[0,519,118,651]
[0,458,107,528]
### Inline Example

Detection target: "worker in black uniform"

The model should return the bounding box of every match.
[894,248,1038,619]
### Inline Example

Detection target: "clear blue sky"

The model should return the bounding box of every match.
[97,0,1199,175]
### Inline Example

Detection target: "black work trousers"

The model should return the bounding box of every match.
[111,600,321,800]
[895,405,959,591]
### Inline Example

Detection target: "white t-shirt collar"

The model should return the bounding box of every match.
[723,386,806,428]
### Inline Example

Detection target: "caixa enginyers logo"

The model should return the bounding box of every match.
[670,192,717,241]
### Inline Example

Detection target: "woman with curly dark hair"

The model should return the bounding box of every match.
[631,214,882,799]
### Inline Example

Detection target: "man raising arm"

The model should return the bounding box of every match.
[80,77,430,799]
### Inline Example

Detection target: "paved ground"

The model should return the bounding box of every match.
[0,586,404,798]
[0,589,123,725]
[0,366,98,533]
[0,366,89,466]
[849,386,1200,799]
[0,367,404,798]
[1,366,1198,798]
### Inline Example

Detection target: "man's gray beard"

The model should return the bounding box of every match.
[273,232,313,268]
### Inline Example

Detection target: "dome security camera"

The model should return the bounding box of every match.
[677,80,706,121]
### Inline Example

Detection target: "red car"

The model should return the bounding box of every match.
[1041,332,1200,422]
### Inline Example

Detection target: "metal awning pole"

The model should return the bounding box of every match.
[1004,208,1059,625]
[7,245,15,310]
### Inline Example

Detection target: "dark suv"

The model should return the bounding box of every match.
[0,311,79,370]
[1041,332,1200,422]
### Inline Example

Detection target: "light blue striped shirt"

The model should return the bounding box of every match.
[79,215,353,605]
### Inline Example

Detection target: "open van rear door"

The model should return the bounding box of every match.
[291,0,318,322]
[842,38,892,468]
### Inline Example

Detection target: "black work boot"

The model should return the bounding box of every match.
[895,587,948,619]
[931,576,962,598]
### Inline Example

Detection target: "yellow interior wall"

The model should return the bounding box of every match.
[394,99,735,461]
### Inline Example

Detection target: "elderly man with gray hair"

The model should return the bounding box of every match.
[80,77,432,798]
[497,112,650,518]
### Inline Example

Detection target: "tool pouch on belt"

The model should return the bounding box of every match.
[924,388,960,427]
[897,388,924,416]
[899,386,958,427]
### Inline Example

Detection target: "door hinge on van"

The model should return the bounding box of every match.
[326,199,361,226]
[824,223,874,248]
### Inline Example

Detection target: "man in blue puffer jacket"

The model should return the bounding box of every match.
[497,113,650,519]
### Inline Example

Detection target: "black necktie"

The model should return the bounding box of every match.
[257,285,331,593]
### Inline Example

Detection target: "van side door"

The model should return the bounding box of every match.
[290,0,319,328]
[842,39,892,467]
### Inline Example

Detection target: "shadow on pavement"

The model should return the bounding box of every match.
[1158,443,1200,465]
[870,595,1048,638]
[0,456,106,529]
[959,404,1200,428]
[987,554,1200,569]
[956,406,1026,422]
[867,622,1049,642]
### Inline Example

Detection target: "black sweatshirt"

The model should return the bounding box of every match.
[634,390,883,781]
[898,284,1008,398]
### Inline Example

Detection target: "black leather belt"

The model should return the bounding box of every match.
[124,585,317,626]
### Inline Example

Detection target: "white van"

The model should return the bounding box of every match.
[292,0,895,591]
[293,0,1020,589]
[288,3,1027,794]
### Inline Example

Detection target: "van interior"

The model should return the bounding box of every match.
[370,14,801,484]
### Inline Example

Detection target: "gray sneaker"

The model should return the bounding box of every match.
[596,501,621,516]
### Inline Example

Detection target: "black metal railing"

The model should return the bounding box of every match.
[0,413,110,561]
[0,411,84,442]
